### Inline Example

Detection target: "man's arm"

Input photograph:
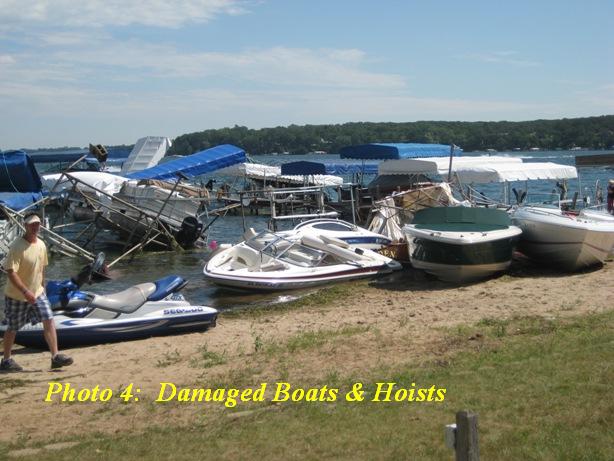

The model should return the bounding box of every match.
[7,269,37,304]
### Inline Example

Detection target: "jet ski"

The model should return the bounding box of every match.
[1,255,218,348]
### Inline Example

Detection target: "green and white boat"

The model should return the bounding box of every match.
[403,207,522,282]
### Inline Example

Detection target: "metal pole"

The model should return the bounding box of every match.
[447,144,455,183]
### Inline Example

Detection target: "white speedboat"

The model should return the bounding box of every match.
[403,207,522,282]
[203,230,401,290]
[288,218,392,250]
[511,205,614,271]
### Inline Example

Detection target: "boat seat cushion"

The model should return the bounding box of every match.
[90,282,156,313]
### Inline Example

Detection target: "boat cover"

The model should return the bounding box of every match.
[340,143,461,160]
[0,150,43,192]
[42,171,128,195]
[125,144,246,181]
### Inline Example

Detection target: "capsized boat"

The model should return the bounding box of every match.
[203,229,401,290]
[403,207,522,282]
[1,274,218,348]
[511,205,614,271]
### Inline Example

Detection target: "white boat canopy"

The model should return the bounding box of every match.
[217,162,343,187]
[450,162,578,183]
[378,156,576,183]
[378,156,522,175]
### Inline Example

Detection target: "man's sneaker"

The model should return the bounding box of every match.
[51,353,73,369]
[0,358,23,372]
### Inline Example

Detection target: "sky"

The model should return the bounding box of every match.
[1,0,613,150]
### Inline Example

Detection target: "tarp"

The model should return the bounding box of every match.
[324,164,379,175]
[280,161,326,175]
[0,192,43,211]
[125,144,246,181]
[0,150,43,192]
[339,143,461,160]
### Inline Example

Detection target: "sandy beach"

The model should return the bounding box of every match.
[1,257,613,445]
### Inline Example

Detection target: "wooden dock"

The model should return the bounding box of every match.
[575,153,614,166]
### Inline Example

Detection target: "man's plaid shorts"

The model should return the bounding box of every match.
[3,293,53,331]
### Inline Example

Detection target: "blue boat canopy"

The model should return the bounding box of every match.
[324,163,379,175]
[280,161,327,176]
[0,150,43,211]
[339,143,461,160]
[125,144,246,181]
[1,150,43,192]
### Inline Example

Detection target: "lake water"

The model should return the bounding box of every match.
[4,149,614,310]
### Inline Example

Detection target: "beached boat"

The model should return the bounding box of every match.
[203,229,401,290]
[1,274,218,348]
[403,207,522,282]
[511,205,614,271]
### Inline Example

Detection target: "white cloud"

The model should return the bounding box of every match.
[0,54,16,65]
[460,51,541,67]
[0,0,248,27]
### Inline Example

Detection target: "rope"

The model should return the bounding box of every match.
[1,151,21,192]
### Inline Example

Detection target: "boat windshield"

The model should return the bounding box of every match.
[524,193,563,208]
[246,231,327,267]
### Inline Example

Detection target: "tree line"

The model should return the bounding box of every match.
[166,115,614,156]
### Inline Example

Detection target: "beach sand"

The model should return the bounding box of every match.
[1,258,613,444]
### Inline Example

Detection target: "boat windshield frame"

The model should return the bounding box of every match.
[246,231,327,267]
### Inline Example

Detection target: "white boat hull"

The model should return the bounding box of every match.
[512,207,614,271]
[410,260,512,283]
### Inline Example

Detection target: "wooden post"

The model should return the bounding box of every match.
[455,410,479,461]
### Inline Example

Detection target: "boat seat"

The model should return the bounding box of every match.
[228,246,261,270]
[252,260,287,272]
[90,283,156,313]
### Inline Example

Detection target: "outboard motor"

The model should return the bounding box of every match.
[175,216,203,248]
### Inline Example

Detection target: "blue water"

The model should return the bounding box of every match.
[4,149,613,310]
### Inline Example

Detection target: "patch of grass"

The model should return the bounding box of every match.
[190,344,227,369]
[155,349,181,368]
[222,282,367,320]
[8,310,614,460]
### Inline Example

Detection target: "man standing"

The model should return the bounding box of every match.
[1,213,73,372]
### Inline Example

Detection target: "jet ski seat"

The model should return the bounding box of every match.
[90,283,156,313]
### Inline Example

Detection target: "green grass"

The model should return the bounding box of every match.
[190,344,227,369]
[221,282,367,319]
[5,310,614,460]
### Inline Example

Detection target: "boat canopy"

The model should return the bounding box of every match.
[0,150,43,211]
[217,162,343,186]
[379,156,522,175]
[378,156,577,183]
[121,136,172,174]
[451,162,578,183]
[125,144,246,181]
[1,150,43,192]
[324,163,379,175]
[340,143,461,160]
